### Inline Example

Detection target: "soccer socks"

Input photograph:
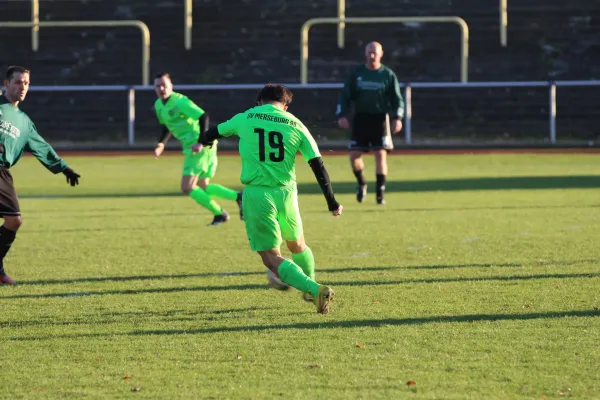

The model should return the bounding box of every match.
[292,247,315,280]
[205,184,238,201]
[376,174,386,202]
[277,259,319,298]
[189,187,223,216]
[353,169,366,186]
[0,226,17,275]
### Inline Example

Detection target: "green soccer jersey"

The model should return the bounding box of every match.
[217,104,321,187]
[0,95,67,173]
[337,64,405,119]
[154,92,207,148]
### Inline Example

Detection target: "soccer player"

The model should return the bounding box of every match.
[153,72,242,225]
[336,41,405,205]
[192,84,343,315]
[0,66,81,285]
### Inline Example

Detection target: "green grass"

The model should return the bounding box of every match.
[1,153,600,399]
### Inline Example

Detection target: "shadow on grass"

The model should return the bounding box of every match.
[15,259,596,286]
[18,175,600,200]
[306,175,600,194]
[0,306,272,329]
[5,272,599,300]
[8,309,600,341]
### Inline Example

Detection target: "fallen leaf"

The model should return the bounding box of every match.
[123,376,132,381]
[585,388,588,393]
[559,392,566,396]
[407,380,416,387]
[97,359,101,365]
[131,387,141,392]
[556,285,561,289]
[307,364,323,369]
[356,344,365,349]
[374,301,381,305]
[98,386,102,390]
[236,354,242,360]
[541,395,546,399]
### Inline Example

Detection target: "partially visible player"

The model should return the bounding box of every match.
[153,72,242,225]
[193,84,342,315]
[0,66,81,285]
[337,41,404,205]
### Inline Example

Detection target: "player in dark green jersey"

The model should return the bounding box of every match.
[153,72,242,226]
[0,66,80,285]
[337,41,405,205]
[193,84,343,315]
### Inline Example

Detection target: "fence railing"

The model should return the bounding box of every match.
[301,16,470,83]
[19,80,600,146]
[1,20,151,85]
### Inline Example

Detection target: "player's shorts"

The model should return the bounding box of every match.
[349,113,393,151]
[182,148,217,179]
[242,183,304,252]
[0,168,21,217]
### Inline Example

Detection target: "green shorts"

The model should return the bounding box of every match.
[182,148,217,178]
[243,184,304,252]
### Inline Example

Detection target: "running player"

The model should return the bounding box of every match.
[153,72,242,225]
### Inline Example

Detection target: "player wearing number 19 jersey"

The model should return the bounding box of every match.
[195,84,343,315]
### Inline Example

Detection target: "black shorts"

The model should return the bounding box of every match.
[0,168,20,217]
[348,113,392,151]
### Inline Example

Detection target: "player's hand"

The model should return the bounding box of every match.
[191,143,203,154]
[391,119,403,134]
[154,143,165,158]
[332,204,343,217]
[63,167,80,187]
[338,117,350,129]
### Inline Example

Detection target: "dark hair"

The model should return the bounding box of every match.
[255,83,293,106]
[5,66,30,81]
[154,72,171,80]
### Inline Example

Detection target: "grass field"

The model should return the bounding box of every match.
[1,152,599,399]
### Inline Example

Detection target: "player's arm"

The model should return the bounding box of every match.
[389,72,404,119]
[299,126,342,215]
[336,70,355,118]
[388,72,405,133]
[308,157,341,214]
[158,125,171,144]
[25,123,80,186]
[195,113,244,151]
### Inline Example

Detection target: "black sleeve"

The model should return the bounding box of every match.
[308,157,339,211]
[199,113,209,133]
[199,126,223,146]
[158,125,171,144]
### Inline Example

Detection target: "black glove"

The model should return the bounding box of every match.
[63,167,80,187]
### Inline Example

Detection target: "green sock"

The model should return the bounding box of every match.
[205,184,238,201]
[189,187,222,215]
[292,247,315,280]
[277,259,319,298]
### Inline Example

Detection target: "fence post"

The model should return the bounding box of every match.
[128,87,136,146]
[549,81,556,144]
[404,84,412,145]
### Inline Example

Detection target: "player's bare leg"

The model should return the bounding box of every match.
[198,177,244,220]
[285,236,317,303]
[350,150,367,203]
[258,247,334,315]
[0,216,22,285]
[181,175,229,225]
[374,149,388,205]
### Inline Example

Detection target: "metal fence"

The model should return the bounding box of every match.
[19,80,600,147]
